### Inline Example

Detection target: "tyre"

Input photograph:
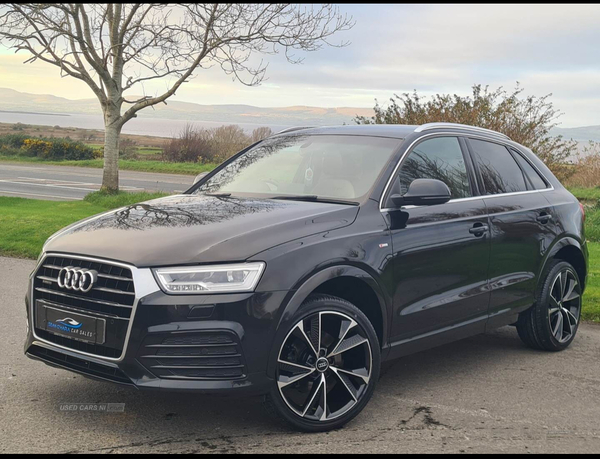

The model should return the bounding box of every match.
[517,260,583,352]
[266,294,381,432]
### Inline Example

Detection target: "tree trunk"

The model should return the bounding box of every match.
[102,113,121,193]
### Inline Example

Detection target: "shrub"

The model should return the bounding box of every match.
[0,133,29,149]
[249,126,274,144]
[566,141,600,188]
[119,138,139,160]
[92,148,104,160]
[356,84,578,182]
[164,124,212,163]
[0,145,20,156]
[163,124,273,163]
[21,139,53,157]
[44,138,94,160]
[0,135,95,160]
[12,122,28,131]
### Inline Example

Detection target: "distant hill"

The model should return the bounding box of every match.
[2,88,598,141]
[551,125,600,143]
[0,88,373,126]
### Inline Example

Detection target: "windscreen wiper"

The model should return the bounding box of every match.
[204,192,232,198]
[270,195,359,206]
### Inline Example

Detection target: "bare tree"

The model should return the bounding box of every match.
[0,4,353,192]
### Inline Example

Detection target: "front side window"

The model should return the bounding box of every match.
[398,136,472,199]
[469,139,528,195]
[195,135,402,202]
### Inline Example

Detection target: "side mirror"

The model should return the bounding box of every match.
[193,172,209,185]
[390,179,451,207]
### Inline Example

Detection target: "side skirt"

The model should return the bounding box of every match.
[383,316,487,362]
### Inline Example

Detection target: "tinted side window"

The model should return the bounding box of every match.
[469,139,527,195]
[398,137,472,199]
[512,150,548,190]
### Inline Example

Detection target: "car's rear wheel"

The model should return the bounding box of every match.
[266,295,381,432]
[517,260,582,352]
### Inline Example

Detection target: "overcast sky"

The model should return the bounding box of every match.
[0,3,599,127]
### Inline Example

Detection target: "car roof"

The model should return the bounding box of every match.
[273,124,419,139]
[273,123,510,141]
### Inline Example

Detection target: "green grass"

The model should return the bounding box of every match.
[568,187,600,203]
[82,189,168,208]
[84,144,163,157]
[0,155,216,176]
[0,191,167,259]
[584,242,600,323]
[136,147,163,157]
[586,206,600,243]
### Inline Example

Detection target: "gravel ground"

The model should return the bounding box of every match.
[1,256,599,454]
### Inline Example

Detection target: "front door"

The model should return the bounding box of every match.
[384,136,491,349]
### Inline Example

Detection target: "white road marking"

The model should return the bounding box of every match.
[0,179,97,192]
[0,190,81,200]
[17,177,100,186]
[0,179,144,193]
[15,177,145,191]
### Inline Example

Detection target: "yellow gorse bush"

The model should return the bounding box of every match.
[22,138,53,155]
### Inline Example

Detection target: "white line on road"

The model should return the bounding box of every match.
[15,177,145,191]
[17,177,100,186]
[0,190,81,200]
[0,179,98,192]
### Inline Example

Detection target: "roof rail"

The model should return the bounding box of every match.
[277,126,316,134]
[414,123,510,140]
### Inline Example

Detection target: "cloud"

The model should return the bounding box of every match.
[0,54,92,98]
[0,4,599,126]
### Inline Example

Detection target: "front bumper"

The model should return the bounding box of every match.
[24,255,288,395]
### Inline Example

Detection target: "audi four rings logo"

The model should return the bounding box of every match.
[57,267,98,293]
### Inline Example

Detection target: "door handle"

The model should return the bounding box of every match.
[536,214,553,224]
[469,224,489,236]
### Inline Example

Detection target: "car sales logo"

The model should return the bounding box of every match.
[47,317,94,340]
[55,318,83,329]
[47,317,83,334]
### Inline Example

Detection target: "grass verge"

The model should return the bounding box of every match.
[0,155,217,176]
[0,191,167,259]
[568,187,600,203]
[584,242,600,323]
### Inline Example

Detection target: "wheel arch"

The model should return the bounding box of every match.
[540,237,588,292]
[267,265,391,378]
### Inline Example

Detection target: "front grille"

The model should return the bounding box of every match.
[28,345,132,385]
[33,255,136,359]
[139,331,246,380]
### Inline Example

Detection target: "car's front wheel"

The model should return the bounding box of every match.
[266,295,381,432]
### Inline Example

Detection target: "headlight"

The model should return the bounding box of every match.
[153,262,266,294]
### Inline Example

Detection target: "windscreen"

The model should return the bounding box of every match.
[194,134,402,202]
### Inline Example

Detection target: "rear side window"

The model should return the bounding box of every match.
[398,136,472,199]
[469,139,527,195]
[511,150,548,190]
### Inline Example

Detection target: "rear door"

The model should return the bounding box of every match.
[466,138,558,327]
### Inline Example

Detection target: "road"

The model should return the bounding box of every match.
[0,163,195,201]
[1,256,600,454]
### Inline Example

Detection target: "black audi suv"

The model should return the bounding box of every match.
[25,123,588,432]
